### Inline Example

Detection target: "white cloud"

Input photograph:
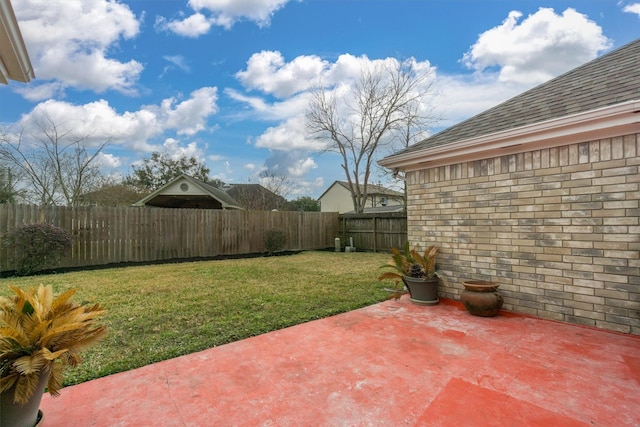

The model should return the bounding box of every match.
[17,99,158,151]
[14,82,66,101]
[236,51,327,98]
[235,51,429,99]
[162,55,191,74]
[462,8,611,85]
[158,0,293,36]
[96,152,122,169]
[162,138,202,160]
[235,54,435,150]
[14,0,143,98]
[14,87,219,152]
[287,157,317,178]
[161,87,219,136]
[420,7,613,127]
[623,3,640,17]
[155,12,212,38]
[255,117,325,151]
[431,73,523,128]
[225,88,312,122]
[225,90,271,114]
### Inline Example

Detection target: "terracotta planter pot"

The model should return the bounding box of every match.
[404,276,439,305]
[461,280,503,317]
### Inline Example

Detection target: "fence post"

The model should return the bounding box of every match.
[373,216,377,253]
[0,205,342,271]
[338,212,406,252]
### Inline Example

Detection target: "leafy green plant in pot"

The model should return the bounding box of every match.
[0,285,106,427]
[379,242,440,305]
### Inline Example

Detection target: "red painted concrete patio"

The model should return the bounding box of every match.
[39,297,640,426]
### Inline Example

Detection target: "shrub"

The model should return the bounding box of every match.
[263,228,287,254]
[3,223,73,276]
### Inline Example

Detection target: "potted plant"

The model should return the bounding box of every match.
[379,242,440,305]
[461,280,503,317]
[0,285,106,427]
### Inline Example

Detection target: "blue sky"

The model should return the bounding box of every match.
[2,0,640,199]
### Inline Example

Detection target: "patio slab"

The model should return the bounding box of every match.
[39,297,640,426]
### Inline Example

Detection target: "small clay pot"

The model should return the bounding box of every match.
[461,280,503,317]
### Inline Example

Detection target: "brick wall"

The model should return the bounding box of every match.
[406,133,639,334]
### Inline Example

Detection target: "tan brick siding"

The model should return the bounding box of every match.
[406,134,640,334]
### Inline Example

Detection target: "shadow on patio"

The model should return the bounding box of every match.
[39,297,640,426]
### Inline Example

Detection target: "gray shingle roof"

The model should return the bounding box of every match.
[388,38,640,158]
[336,181,403,197]
[132,174,243,209]
[182,175,242,208]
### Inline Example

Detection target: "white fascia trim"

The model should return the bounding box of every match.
[0,0,34,83]
[380,100,640,171]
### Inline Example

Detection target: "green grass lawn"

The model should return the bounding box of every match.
[0,251,390,386]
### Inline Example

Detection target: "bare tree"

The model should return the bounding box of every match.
[226,170,293,211]
[306,59,435,213]
[227,184,290,211]
[259,169,292,201]
[0,115,108,206]
[0,165,26,203]
[382,96,440,207]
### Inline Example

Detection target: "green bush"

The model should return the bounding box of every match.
[3,223,73,276]
[263,228,287,254]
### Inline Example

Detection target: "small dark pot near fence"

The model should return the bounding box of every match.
[461,280,503,317]
[404,276,439,306]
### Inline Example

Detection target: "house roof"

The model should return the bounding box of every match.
[343,205,405,214]
[318,180,403,200]
[0,0,34,84]
[223,183,293,210]
[380,38,640,169]
[132,174,243,209]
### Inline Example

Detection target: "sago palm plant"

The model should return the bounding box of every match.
[0,285,106,404]
[378,242,440,299]
[410,245,439,279]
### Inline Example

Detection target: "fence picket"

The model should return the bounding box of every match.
[0,205,340,271]
[0,205,409,272]
[339,212,407,252]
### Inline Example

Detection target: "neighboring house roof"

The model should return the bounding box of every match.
[79,184,145,207]
[343,205,405,214]
[380,38,640,170]
[0,0,34,84]
[318,181,403,201]
[223,183,293,211]
[132,174,243,210]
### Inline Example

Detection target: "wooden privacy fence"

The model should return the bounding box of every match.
[0,205,340,272]
[339,212,407,252]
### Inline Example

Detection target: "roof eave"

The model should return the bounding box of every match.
[131,174,245,209]
[0,0,34,84]
[379,100,640,171]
